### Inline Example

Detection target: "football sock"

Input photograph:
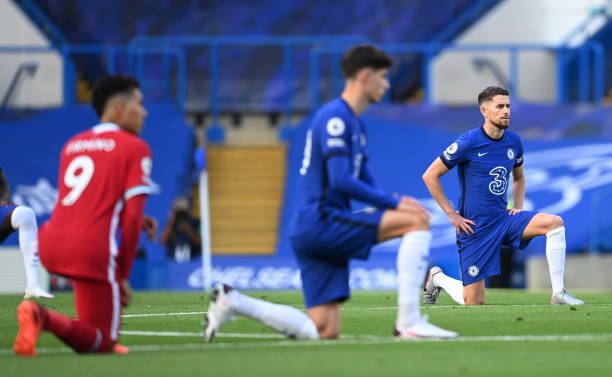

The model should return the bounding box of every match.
[432,271,465,305]
[229,290,319,340]
[11,206,41,288]
[546,226,566,295]
[396,230,431,327]
[42,308,105,353]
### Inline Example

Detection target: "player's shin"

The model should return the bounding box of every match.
[229,290,319,340]
[11,207,40,288]
[433,271,465,305]
[396,230,431,327]
[545,226,566,295]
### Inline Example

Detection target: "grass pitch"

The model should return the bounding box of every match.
[1,289,611,377]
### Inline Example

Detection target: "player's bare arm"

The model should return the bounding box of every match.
[423,157,476,235]
[509,164,525,215]
[0,169,10,202]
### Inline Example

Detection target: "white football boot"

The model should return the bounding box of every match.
[423,266,442,305]
[551,289,584,305]
[394,315,458,339]
[24,285,54,299]
[203,283,235,342]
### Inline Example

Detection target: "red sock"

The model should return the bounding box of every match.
[41,308,106,353]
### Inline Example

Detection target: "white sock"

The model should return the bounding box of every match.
[432,271,465,305]
[11,206,40,288]
[546,226,566,295]
[396,230,431,327]
[229,290,319,340]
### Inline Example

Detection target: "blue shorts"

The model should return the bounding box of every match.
[458,210,538,285]
[0,202,16,243]
[290,206,383,308]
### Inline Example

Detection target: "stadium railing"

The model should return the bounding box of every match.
[0,39,604,136]
[0,44,186,111]
[128,35,371,138]
[309,41,605,108]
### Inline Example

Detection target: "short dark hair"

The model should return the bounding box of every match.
[341,45,393,79]
[478,86,509,105]
[91,75,140,117]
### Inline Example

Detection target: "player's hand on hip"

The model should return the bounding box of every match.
[397,196,430,220]
[448,211,476,236]
[508,208,522,216]
[120,278,133,307]
[142,215,158,241]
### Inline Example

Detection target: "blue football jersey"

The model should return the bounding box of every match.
[440,126,524,225]
[294,98,397,215]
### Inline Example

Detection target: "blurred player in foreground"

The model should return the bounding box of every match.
[0,169,53,298]
[203,45,457,341]
[14,75,157,356]
[422,86,583,306]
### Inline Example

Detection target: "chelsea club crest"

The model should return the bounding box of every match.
[507,148,515,160]
[468,265,480,277]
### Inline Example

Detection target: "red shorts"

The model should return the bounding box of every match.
[74,278,123,345]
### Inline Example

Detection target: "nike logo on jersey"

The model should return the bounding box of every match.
[478,152,488,157]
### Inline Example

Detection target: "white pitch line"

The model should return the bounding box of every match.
[120,330,285,339]
[2,333,612,356]
[121,311,206,318]
[119,303,612,319]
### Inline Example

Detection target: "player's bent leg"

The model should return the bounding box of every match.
[377,208,430,242]
[521,213,564,240]
[73,279,120,352]
[379,208,457,338]
[204,283,319,342]
[14,299,104,355]
[308,302,341,339]
[425,266,466,305]
[521,214,583,304]
[10,206,53,298]
[463,280,486,305]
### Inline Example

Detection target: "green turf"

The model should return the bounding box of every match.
[1,289,612,377]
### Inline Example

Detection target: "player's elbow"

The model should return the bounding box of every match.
[421,172,429,183]
[422,171,435,187]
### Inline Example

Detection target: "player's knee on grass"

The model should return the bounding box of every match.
[311,316,340,339]
[309,307,341,339]
[464,295,485,305]
[93,338,116,354]
[317,322,340,339]
[463,281,485,305]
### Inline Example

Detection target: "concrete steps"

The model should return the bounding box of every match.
[207,146,285,254]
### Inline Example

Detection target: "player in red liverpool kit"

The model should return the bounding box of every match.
[14,75,155,356]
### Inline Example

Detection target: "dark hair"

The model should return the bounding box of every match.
[341,45,393,78]
[91,75,140,117]
[478,86,509,105]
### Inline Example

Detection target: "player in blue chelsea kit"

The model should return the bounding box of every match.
[422,86,583,306]
[203,45,457,342]
[0,168,53,298]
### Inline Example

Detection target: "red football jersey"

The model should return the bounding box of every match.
[39,123,153,281]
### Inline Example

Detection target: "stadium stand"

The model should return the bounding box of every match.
[27,0,500,110]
